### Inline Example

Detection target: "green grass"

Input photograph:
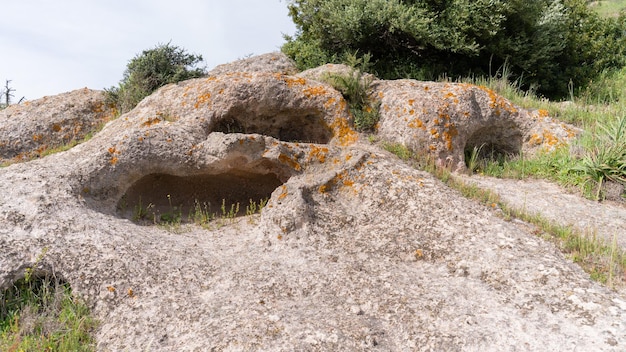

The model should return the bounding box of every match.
[591,0,626,17]
[1,278,97,352]
[454,65,626,201]
[1,250,97,352]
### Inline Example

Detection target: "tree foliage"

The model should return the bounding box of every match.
[106,43,206,113]
[283,0,626,99]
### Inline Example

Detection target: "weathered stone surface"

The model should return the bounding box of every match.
[208,52,298,76]
[0,88,116,163]
[372,80,580,170]
[0,62,623,351]
[298,63,378,84]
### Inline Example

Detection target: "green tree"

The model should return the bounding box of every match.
[106,43,206,113]
[283,0,626,99]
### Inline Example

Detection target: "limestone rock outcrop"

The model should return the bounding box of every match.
[208,52,298,76]
[0,88,116,163]
[0,54,623,351]
[372,80,579,170]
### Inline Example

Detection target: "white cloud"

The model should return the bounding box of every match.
[0,0,296,100]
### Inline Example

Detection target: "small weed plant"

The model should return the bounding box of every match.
[455,65,626,201]
[0,249,97,351]
[320,53,380,131]
[129,195,268,229]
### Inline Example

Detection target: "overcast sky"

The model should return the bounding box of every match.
[0,0,297,101]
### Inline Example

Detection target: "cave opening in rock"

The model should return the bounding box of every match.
[116,171,284,225]
[464,125,522,171]
[213,108,332,144]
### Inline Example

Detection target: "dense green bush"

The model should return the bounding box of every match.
[283,0,626,99]
[106,43,206,113]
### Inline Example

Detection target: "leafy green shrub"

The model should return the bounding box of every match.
[283,0,626,99]
[572,116,626,199]
[106,43,206,114]
[318,53,380,131]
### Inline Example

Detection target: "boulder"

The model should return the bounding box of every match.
[298,63,378,84]
[208,52,298,76]
[372,80,580,170]
[0,88,116,163]
[0,62,623,351]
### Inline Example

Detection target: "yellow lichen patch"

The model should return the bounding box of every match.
[318,184,328,193]
[408,118,425,130]
[32,134,43,142]
[108,146,121,165]
[528,130,561,148]
[194,93,212,109]
[307,145,329,163]
[278,153,302,171]
[443,92,456,100]
[303,86,327,97]
[430,129,440,139]
[378,91,384,99]
[409,109,415,115]
[561,123,577,138]
[330,115,358,146]
[276,74,306,87]
[141,116,161,127]
[408,99,415,105]
[537,109,550,119]
[424,86,430,91]
[92,102,105,113]
[324,97,337,108]
[51,123,62,132]
[278,185,288,200]
[442,123,458,151]
[477,85,518,116]
[345,154,352,161]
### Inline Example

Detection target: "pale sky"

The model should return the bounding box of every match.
[0,0,297,101]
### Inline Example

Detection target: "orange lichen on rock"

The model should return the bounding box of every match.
[32,134,43,142]
[324,97,337,108]
[303,86,327,97]
[442,123,458,150]
[276,74,306,87]
[477,85,518,116]
[330,115,358,146]
[408,118,426,130]
[141,116,162,127]
[107,146,121,165]
[528,130,561,148]
[308,146,329,163]
[278,153,302,171]
[194,93,212,109]
[278,185,288,200]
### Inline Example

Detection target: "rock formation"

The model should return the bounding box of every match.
[0,88,116,163]
[0,53,623,351]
